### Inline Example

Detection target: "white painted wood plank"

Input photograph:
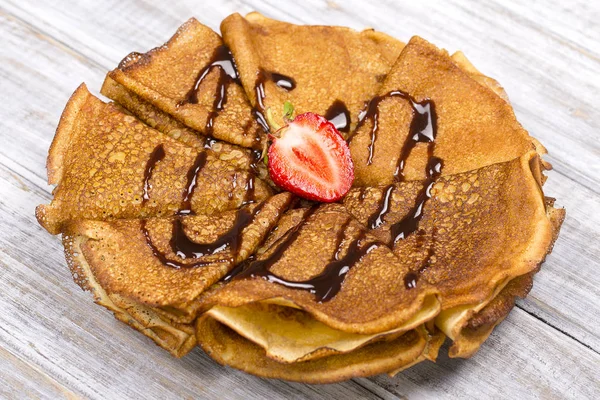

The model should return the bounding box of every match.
[369,310,600,400]
[0,347,77,400]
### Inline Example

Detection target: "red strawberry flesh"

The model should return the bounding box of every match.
[268,112,354,202]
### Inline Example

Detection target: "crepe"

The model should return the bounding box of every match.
[196,318,444,384]
[102,75,270,181]
[36,85,272,234]
[193,203,441,372]
[36,15,566,383]
[63,233,197,357]
[343,151,559,357]
[349,36,536,186]
[103,18,265,149]
[199,204,440,333]
[220,12,404,133]
[63,193,292,318]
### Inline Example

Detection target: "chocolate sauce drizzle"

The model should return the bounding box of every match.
[178,152,208,215]
[227,211,381,302]
[171,205,262,261]
[140,206,261,270]
[176,45,263,145]
[180,45,239,106]
[351,91,436,174]
[252,68,297,133]
[390,157,443,244]
[324,100,351,134]
[140,141,265,269]
[142,145,166,205]
[354,91,442,290]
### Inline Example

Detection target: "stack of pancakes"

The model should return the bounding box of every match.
[37,13,564,383]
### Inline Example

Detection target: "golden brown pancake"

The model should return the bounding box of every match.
[196,318,444,384]
[102,75,270,181]
[36,85,271,234]
[36,14,566,381]
[63,233,197,357]
[104,18,265,149]
[199,203,440,335]
[349,36,535,186]
[447,198,565,358]
[344,151,556,356]
[220,12,404,133]
[63,193,292,311]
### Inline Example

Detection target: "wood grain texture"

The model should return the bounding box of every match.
[0,0,599,398]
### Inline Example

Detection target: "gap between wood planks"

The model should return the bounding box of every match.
[515,304,600,356]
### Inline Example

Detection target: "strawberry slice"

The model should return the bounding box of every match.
[268,112,354,202]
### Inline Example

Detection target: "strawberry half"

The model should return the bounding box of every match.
[268,112,354,202]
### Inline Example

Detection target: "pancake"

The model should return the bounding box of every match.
[349,36,536,186]
[102,75,270,181]
[104,18,265,149]
[447,198,565,358]
[63,233,196,357]
[62,193,292,317]
[36,14,566,382]
[200,203,440,336]
[343,151,557,356]
[196,318,444,384]
[220,12,404,133]
[36,85,271,234]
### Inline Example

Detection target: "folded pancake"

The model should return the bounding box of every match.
[102,76,270,181]
[349,36,536,186]
[447,198,565,358]
[62,233,196,357]
[196,317,444,384]
[62,193,292,323]
[36,85,271,234]
[104,18,265,149]
[343,151,557,356]
[195,204,441,368]
[201,204,440,334]
[220,12,404,133]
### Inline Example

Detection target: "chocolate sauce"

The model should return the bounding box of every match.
[228,207,317,281]
[270,72,296,91]
[357,90,442,247]
[177,45,243,139]
[242,174,256,205]
[141,220,222,269]
[367,184,394,230]
[171,207,258,260]
[141,205,263,269]
[180,45,239,106]
[350,91,436,173]
[231,212,380,302]
[142,145,166,205]
[403,272,418,289]
[395,100,437,181]
[252,69,297,133]
[178,151,208,215]
[324,100,351,133]
[390,157,443,244]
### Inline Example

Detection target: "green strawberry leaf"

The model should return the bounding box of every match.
[283,101,294,121]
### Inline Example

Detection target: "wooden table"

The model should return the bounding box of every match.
[1,0,598,398]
